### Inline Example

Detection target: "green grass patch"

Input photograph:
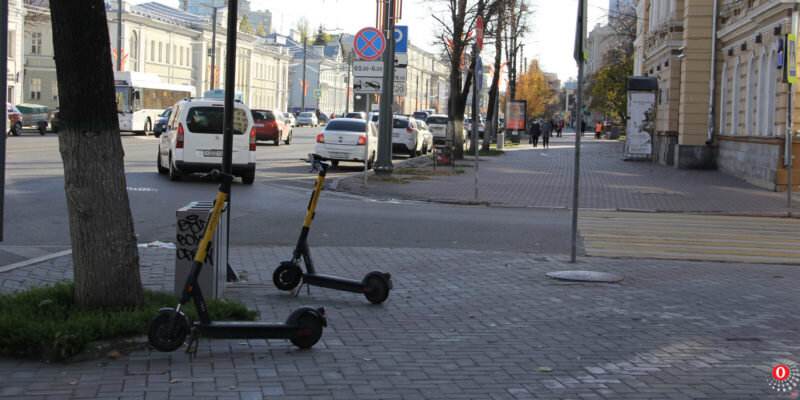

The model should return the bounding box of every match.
[490,142,518,148]
[0,281,258,361]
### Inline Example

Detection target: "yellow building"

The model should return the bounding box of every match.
[636,0,799,191]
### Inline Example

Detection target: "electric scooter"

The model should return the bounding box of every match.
[148,170,327,352]
[272,154,393,304]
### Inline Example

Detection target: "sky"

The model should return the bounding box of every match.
[131,0,609,85]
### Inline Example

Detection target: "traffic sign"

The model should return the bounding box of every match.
[394,53,408,66]
[353,77,383,94]
[353,61,407,81]
[354,27,386,60]
[392,82,406,96]
[394,25,408,53]
[313,89,322,99]
[476,16,484,51]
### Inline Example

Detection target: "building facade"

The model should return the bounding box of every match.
[636,0,799,191]
[7,0,27,106]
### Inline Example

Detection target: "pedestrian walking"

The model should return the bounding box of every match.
[557,120,563,137]
[595,122,603,140]
[529,119,541,147]
[580,120,585,137]
[540,119,552,149]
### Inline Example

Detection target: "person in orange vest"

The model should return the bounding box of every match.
[595,122,603,140]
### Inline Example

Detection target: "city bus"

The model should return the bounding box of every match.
[114,71,195,135]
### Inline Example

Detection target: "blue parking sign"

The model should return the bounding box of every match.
[394,26,408,53]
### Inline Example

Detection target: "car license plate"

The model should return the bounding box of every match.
[203,150,223,157]
[392,132,399,137]
[330,152,348,159]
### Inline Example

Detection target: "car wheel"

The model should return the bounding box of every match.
[367,154,375,170]
[285,130,292,145]
[13,122,21,136]
[168,154,181,181]
[38,122,47,136]
[157,150,168,175]
[274,133,281,146]
[330,160,339,167]
[143,119,151,136]
[242,167,255,185]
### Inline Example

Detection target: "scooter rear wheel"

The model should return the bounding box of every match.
[289,312,324,349]
[273,263,303,291]
[364,276,390,304]
[148,312,189,352]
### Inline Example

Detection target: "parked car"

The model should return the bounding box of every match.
[153,107,172,137]
[368,112,380,124]
[412,111,430,122]
[6,103,22,136]
[315,118,378,169]
[283,112,297,127]
[416,120,434,155]
[49,108,60,134]
[252,108,292,145]
[391,116,428,157]
[157,98,256,184]
[16,103,49,135]
[297,112,318,127]
[345,112,366,120]
[426,114,470,151]
[464,117,486,137]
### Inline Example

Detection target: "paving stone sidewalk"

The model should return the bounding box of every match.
[0,246,797,399]
[334,131,800,215]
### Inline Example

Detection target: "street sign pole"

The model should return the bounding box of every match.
[473,14,483,202]
[571,0,587,263]
[376,0,396,176]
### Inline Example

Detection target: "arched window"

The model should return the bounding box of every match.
[719,62,727,134]
[129,31,138,72]
[731,58,741,135]
[757,49,768,136]
[766,46,778,136]
[745,53,756,136]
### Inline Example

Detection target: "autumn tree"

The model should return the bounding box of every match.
[256,21,266,37]
[516,59,556,118]
[312,25,331,45]
[587,52,632,122]
[295,17,312,43]
[239,14,255,35]
[49,0,144,309]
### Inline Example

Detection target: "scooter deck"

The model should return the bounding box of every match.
[304,273,367,294]
[193,321,307,340]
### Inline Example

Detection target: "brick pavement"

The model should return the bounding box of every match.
[334,130,800,215]
[0,246,798,399]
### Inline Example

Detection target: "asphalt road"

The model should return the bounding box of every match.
[1,126,574,267]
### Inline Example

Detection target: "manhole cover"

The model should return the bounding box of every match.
[546,270,623,283]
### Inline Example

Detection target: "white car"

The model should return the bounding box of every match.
[391,116,427,157]
[425,114,470,151]
[157,98,257,184]
[416,120,434,156]
[283,112,297,127]
[297,112,318,127]
[315,118,378,168]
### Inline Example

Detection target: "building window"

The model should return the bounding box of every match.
[745,55,756,136]
[31,32,42,54]
[166,43,170,64]
[731,60,740,135]
[129,31,139,72]
[30,78,41,100]
[8,31,15,58]
[179,47,184,65]
[719,63,727,135]
[52,80,58,101]
[757,50,768,136]
[151,40,155,61]
[158,42,163,63]
[766,47,778,135]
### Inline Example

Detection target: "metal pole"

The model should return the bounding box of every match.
[346,52,352,113]
[301,41,307,112]
[789,83,793,209]
[375,0,395,175]
[365,96,371,185]
[221,0,239,281]
[473,49,479,201]
[0,0,7,242]
[210,9,217,90]
[571,0,586,263]
[117,0,122,71]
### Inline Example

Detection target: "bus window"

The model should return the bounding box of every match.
[115,87,131,113]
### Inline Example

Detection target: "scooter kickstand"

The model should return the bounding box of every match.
[185,328,199,358]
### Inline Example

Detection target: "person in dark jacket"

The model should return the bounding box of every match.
[540,119,552,149]
[529,119,541,147]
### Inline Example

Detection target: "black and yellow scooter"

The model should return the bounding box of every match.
[272,154,393,304]
[148,170,327,352]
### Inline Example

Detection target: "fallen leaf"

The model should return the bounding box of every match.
[170,379,182,384]
[107,351,120,359]
[70,381,78,385]
[536,367,552,372]
[228,386,237,390]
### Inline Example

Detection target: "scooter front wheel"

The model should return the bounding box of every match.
[273,262,303,291]
[364,276,390,304]
[148,312,189,352]
[289,312,325,349]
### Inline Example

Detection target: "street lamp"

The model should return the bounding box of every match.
[198,2,226,91]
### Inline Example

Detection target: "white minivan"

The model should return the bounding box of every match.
[157,98,257,184]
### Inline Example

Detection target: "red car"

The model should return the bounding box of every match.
[251,109,292,146]
[6,103,22,136]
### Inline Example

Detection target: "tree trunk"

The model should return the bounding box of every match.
[484,4,504,152]
[50,0,144,310]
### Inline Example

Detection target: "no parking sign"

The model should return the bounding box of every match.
[354,27,385,60]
